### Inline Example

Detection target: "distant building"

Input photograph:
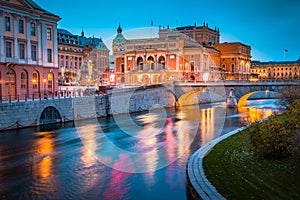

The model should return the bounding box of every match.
[251,59,300,81]
[57,28,84,85]
[57,28,109,86]
[163,22,220,46]
[0,0,60,99]
[112,24,223,85]
[112,24,251,85]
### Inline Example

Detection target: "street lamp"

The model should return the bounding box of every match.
[43,78,47,99]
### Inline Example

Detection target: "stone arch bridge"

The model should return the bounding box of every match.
[170,81,300,107]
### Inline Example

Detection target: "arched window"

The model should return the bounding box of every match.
[32,71,39,89]
[147,56,154,70]
[6,70,16,97]
[47,73,53,93]
[158,56,166,70]
[137,57,143,71]
[21,71,27,89]
[231,64,235,73]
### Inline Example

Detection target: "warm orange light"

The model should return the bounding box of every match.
[43,78,47,83]
[32,79,36,84]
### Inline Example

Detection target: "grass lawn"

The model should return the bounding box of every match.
[203,130,300,199]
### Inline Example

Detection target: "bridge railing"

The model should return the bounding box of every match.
[0,90,108,104]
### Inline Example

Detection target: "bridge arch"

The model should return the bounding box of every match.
[237,90,279,107]
[177,89,224,107]
[38,104,63,125]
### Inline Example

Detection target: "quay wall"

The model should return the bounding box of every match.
[0,86,176,130]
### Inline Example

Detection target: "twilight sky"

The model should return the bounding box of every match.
[34,0,300,61]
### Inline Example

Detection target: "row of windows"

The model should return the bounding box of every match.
[252,67,299,73]
[58,46,83,53]
[5,41,51,62]
[4,16,37,36]
[59,55,82,61]
[4,70,42,90]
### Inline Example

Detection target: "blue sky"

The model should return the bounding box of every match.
[35,0,300,61]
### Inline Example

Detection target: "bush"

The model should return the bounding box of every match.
[247,99,300,160]
[277,86,300,109]
[247,116,295,159]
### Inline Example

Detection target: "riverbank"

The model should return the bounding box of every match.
[202,129,300,199]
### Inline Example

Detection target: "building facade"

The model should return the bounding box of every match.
[112,25,223,85]
[251,60,300,81]
[0,0,60,100]
[57,28,110,86]
[57,28,84,85]
[214,42,251,80]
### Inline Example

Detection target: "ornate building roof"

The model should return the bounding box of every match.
[113,24,126,44]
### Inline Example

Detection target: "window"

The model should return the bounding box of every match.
[191,62,195,71]
[21,72,27,89]
[5,41,12,57]
[47,49,52,63]
[46,28,52,40]
[19,43,25,59]
[31,45,37,61]
[231,64,235,72]
[30,23,36,36]
[32,72,38,89]
[5,16,11,31]
[18,19,24,34]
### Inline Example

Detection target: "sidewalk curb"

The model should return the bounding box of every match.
[187,127,247,200]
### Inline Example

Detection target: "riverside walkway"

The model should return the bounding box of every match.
[187,127,247,200]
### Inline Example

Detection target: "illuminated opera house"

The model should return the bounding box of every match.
[112,23,251,85]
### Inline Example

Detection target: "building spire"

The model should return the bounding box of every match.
[81,27,84,37]
[117,23,122,34]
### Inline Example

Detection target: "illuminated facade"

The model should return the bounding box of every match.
[57,29,109,86]
[0,0,60,99]
[213,42,251,80]
[251,60,300,80]
[112,25,222,85]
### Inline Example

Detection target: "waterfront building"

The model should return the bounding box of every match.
[57,28,84,85]
[112,24,222,85]
[251,59,300,81]
[0,0,60,100]
[160,22,220,46]
[57,29,109,86]
[213,42,251,80]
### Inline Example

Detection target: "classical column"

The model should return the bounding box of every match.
[13,14,19,60]
[0,11,4,62]
[37,20,42,65]
[53,23,58,68]
[124,55,127,73]
[26,17,31,62]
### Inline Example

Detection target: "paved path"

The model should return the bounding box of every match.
[187,127,246,200]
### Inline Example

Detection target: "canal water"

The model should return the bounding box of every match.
[0,99,282,200]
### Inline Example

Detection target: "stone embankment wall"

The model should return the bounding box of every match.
[0,86,176,130]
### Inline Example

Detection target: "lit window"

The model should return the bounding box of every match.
[32,72,38,89]
[5,16,11,31]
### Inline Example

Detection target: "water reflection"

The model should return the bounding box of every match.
[33,131,55,178]
[0,99,282,200]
